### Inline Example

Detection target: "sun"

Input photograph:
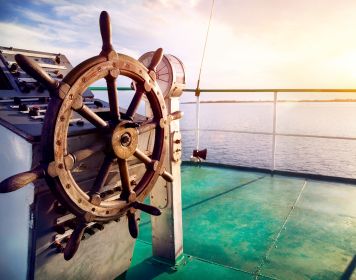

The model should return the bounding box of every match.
[351,71,356,80]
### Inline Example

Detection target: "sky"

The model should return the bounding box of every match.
[1,0,356,96]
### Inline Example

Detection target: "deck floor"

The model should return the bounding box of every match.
[120,164,356,280]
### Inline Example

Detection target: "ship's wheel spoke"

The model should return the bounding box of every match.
[134,148,152,165]
[131,202,161,216]
[65,143,105,171]
[127,210,138,238]
[148,48,163,72]
[76,104,108,129]
[89,155,114,201]
[137,118,158,134]
[15,54,60,91]
[99,11,114,55]
[117,158,135,202]
[106,76,120,124]
[124,48,163,121]
[63,221,87,261]
[72,143,105,163]
[125,85,145,120]
[134,148,173,183]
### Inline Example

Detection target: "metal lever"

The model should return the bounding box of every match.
[15,54,59,90]
[0,165,45,193]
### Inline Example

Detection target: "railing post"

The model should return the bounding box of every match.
[271,91,277,172]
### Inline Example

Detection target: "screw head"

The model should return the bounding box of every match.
[120,133,131,147]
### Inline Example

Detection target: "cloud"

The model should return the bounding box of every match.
[0,22,61,52]
[1,0,356,91]
[0,0,209,86]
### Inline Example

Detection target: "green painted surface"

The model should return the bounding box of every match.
[124,165,356,279]
[181,175,304,273]
[121,240,258,280]
[261,180,356,280]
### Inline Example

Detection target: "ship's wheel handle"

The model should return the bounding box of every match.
[0,10,183,260]
[14,54,59,90]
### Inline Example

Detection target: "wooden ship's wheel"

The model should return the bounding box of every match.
[0,11,180,260]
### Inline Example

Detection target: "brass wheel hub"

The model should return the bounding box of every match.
[111,121,138,159]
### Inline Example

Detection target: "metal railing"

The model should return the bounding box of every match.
[90,86,356,173]
[183,88,356,93]
[181,88,356,171]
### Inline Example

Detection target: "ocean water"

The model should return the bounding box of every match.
[92,89,356,179]
[180,102,356,179]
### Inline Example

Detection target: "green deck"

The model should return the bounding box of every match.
[121,164,356,279]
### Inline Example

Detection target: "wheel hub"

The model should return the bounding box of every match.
[111,121,138,159]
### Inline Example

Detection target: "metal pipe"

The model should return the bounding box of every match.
[183,88,356,93]
[271,92,277,171]
[90,86,132,91]
[195,95,200,151]
[89,86,356,94]
[181,129,356,141]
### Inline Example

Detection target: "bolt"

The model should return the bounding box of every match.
[120,133,131,147]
